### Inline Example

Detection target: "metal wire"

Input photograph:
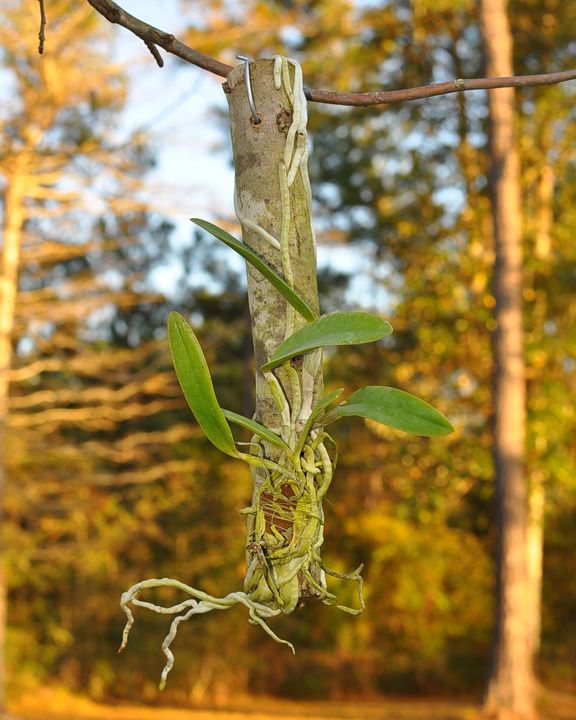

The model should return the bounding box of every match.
[237,54,261,124]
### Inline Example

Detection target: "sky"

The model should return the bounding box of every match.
[117,2,235,214]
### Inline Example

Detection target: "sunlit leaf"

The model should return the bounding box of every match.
[222,409,292,454]
[261,312,392,372]
[168,311,239,457]
[191,218,315,322]
[337,386,454,436]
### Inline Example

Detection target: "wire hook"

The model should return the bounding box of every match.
[237,54,261,125]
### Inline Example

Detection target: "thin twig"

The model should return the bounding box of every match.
[84,0,576,106]
[144,40,164,68]
[37,0,46,55]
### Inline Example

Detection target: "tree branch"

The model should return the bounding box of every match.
[37,0,46,54]
[85,0,576,106]
[85,0,231,74]
[309,69,576,107]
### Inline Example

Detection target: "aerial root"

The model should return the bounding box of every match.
[232,592,295,654]
[119,578,292,689]
[320,562,366,615]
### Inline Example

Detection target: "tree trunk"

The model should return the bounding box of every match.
[526,473,544,658]
[525,140,554,659]
[0,156,28,714]
[479,1,536,718]
[225,58,328,607]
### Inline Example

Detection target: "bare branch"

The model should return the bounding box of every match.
[84,0,576,107]
[37,0,46,54]
[145,39,164,68]
[309,69,576,107]
[85,0,231,77]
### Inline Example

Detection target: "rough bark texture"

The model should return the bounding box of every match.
[480,1,536,718]
[225,59,325,601]
[225,60,321,427]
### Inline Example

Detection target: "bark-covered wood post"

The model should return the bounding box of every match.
[225,58,327,604]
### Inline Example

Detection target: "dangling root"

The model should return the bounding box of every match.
[119,577,294,690]
[321,562,366,615]
[118,423,364,690]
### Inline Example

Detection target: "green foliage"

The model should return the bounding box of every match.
[168,268,451,452]
[168,312,238,458]
[337,386,454,437]
[260,311,393,372]
[222,409,292,454]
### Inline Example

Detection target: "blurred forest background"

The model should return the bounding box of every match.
[1,0,575,710]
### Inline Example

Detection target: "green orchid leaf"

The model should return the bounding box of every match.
[222,409,292,455]
[167,311,239,457]
[261,312,393,372]
[295,388,344,456]
[191,218,315,323]
[337,386,454,436]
